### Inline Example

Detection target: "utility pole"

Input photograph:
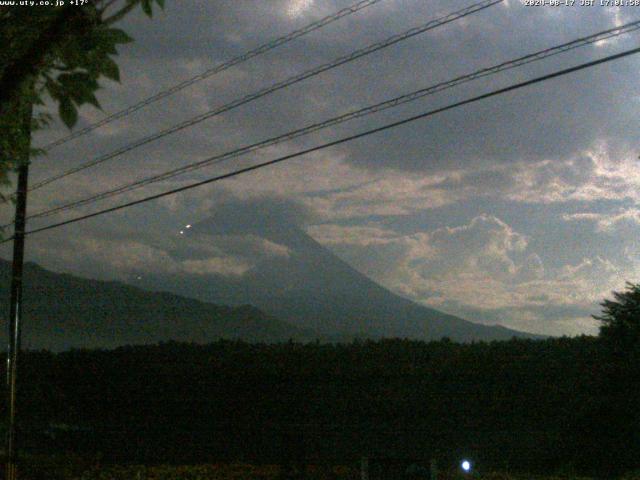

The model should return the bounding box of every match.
[2,25,80,475]
[5,85,33,480]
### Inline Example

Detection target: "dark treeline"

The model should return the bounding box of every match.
[5,334,640,477]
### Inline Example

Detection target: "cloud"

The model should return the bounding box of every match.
[6,0,640,338]
[307,213,635,335]
[192,196,318,235]
[285,0,316,18]
[182,257,251,276]
[563,207,640,232]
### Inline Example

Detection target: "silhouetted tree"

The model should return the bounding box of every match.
[586,282,640,476]
[594,282,640,354]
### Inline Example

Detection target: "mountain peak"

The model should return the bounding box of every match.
[156,214,542,342]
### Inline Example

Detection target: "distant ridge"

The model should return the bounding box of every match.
[0,259,318,351]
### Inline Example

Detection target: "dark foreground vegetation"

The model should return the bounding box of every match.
[8,458,616,480]
[3,283,640,479]
[3,333,637,479]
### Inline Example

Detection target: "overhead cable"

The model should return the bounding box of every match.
[22,19,640,222]
[30,0,502,191]
[40,0,389,151]
[8,44,640,242]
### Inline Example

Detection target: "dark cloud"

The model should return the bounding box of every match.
[193,196,318,236]
[5,0,639,336]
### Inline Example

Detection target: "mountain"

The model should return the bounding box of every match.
[138,215,541,342]
[0,214,540,349]
[0,259,317,351]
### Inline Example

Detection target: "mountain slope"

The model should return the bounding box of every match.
[0,260,317,351]
[141,219,541,342]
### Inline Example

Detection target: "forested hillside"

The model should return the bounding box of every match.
[0,260,318,350]
[10,336,639,477]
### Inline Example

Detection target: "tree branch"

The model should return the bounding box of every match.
[103,0,139,26]
[0,6,84,117]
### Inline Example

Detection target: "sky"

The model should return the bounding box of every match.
[3,0,640,336]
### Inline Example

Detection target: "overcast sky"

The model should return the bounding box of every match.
[3,0,640,336]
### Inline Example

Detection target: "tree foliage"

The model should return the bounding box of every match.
[3,336,622,476]
[1,282,639,477]
[0,0,165,197]
[4,282,638,477]
[594,282,640,351]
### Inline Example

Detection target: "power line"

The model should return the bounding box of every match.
[32,0,500,190]
[30,0,502,192]
[6,44,639,243]
[40,0,388,151]
[21,19,640,223]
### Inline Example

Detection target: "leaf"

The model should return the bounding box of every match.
[44,77,63,101]
[141,0,153,17]
[85,91,102,110]
[100,56,120,82]
[93,33,118,55]
[58,72,99,104]
[155,0,165,8]
[59,97,78,129]
[101,27,133,45]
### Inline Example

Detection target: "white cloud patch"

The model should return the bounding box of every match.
[563,207,640,232]
[308,214,634,335]
[286,0,315,18]
[23,230,288,283]
[425,143,640,207]
[182,257,251,276]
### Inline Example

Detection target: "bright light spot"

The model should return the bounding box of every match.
[286,0,313,17]
[179,230,184,235]
[136,276,142,280]
[186,224,192,229]
[461,460,471,472]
